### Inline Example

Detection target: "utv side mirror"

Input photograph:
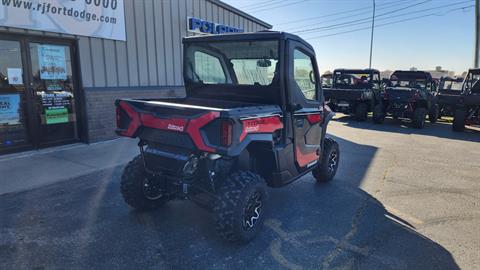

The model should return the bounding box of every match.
[257,59,271,68]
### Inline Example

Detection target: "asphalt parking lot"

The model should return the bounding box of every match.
[0,115,479,270]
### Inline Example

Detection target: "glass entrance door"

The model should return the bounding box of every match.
[0,39,30,152]
[28,42,79,146]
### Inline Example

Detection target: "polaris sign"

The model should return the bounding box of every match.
[188,17,244,35]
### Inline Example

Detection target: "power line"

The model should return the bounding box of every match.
[294,0,434,34]
[296,0,473,35]
[275,0,415,25]
[304,5,474,40]
[282,0,415,31]
[238,0,278,9]
[242,0,291,11]
[246,0,310,13]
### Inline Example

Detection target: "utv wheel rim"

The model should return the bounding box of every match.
[143,176,164,200]
[243,192,262,230]
[328,151,338,172]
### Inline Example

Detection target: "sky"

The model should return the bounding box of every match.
[222,0,476,75]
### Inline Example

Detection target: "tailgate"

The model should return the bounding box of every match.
[115,99,222,152]
[386,88,415,102]
[324,88,363,101]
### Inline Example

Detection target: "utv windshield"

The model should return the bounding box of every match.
[333,71,372,89]
[184,40,279,86]
[440,79,463,91]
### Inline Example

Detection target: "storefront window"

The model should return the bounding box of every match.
[29,43,78,143]
[0,40,28,150]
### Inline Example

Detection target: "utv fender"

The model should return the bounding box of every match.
[321,105,336,140]
[227,133,275,157]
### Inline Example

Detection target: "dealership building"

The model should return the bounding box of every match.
[0,0,271,154]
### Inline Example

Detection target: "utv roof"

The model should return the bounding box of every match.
[333,68,380,73]
[468,68,480,74]
[390,70,433,80]
[182,31,314,51]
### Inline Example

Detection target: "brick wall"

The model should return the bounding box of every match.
[84,87,185,142]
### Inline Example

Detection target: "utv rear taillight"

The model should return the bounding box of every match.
[220,120,233,146]
[116,106,121,128]
[116,105,132,131]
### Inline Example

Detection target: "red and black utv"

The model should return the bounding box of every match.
[376,71,439,128]
[323,69,384,122]
[452,68,480,131]
[115,31,340,243]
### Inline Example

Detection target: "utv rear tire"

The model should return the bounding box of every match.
[354,103,368,121]
[120,155,169,211]
[453,108,466,132]
[412,107,427,129]
[214,171,267,244]
[372,104,385,124]
[428,104,439,123]
[313,138,340,183]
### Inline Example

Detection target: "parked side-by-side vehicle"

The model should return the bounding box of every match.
[115,31,340,243]
[437,76,464,117]
[375,70,439,128]
[324,69,383,121]
[452,68,480,131]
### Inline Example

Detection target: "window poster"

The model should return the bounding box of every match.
[0,94,21,125]
[7,68,23,85]
[41,92,72,125]
[38,45,67,80]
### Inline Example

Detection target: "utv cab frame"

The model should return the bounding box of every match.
[115,31,340,243]
[324,69,383,121]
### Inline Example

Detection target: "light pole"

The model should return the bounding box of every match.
[475,0,479,68]
[369,0,376,69]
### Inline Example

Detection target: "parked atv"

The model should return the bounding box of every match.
[115,31,340,243]
[324,69,383,122]
[452,68,480,131]
[376,71,439,128]
[437,76,463,117]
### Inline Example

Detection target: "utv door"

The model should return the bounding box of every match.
[287,41,324,171]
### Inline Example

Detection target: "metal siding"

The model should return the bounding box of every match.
[78,37,94,87]
[133,0,149,86]
[124,0,138,86]
[103,39,118,87]
[219,5,225,25]
[178,0,188,85]
[170,0,182,85]
[90,38,106,87]
[163,0,175,85]
[115,41,129,87]
[154,0,167,86]
[145,0,158,85]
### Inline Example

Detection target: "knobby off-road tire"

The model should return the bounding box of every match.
[412,107,427,129]
[214,171,268,244]
[355,103,368,122]
[313,138,340,183]
[120,155,169,211]
[428,104,439,123]
[452,108,466,132]
[372,103,385,124]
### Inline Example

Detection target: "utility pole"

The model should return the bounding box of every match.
[475,0,479,68]
[369,0,376,69]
